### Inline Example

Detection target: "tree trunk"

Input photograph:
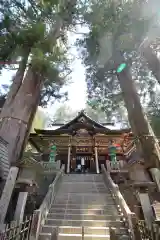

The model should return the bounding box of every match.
[0,49,30,117]
[0,0,78,165]
[0,65,42,164]
[114,52,160,169]
[19,96,39,159]
[140,44,160,85]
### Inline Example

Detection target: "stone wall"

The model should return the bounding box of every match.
[0,137,9,180]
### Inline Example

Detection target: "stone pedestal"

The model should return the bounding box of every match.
[150,168,160,192]
[14,192,28,223]
[0,167,19,224]
[131,182,156,230]
[129,163,150,182]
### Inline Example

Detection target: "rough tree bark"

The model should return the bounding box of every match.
[19,95,39,159]
[140,44,160,85]
[0,65,42,164]
[0,49,30,115]
[114,52,160,169]
[0,0,78,165]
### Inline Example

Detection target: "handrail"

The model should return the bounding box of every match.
[30,165,64,239]
[101,164,136,240]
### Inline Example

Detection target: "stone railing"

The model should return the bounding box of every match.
[30,165,64,239]
[40,161,61,173]
[23,152,43,162]
[106,160,127,171]
[0,137,9,181]
[22,152,61,173]
[101,164,137,240]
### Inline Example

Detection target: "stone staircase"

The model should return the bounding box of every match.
[39,174,130,239]
[153,201,160,220]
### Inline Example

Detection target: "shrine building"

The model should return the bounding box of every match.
[29,110,133,173]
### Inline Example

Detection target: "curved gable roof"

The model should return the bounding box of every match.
[34,110,114,134]
[55,110,113,130]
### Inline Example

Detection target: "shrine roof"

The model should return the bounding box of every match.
[33,110,131,135]
[28,111,133,152]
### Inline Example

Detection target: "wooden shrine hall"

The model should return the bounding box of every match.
[29,110,134,173]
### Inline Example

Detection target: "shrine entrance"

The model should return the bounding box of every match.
[76,154,93,172]
[70,154,96,173]
[70,144,97,173]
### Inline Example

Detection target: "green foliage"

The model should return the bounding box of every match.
[50,103,111,125]
[0,0,80,105]
[76,0,160,122]
[51,104,77,124]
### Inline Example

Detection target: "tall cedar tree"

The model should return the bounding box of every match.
[0,0,78,164]
[79,0,160,170]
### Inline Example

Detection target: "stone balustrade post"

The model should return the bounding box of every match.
[67,145,71,173]
[0,166,19,225]
[94,146,100,174]
[14,192,28,224]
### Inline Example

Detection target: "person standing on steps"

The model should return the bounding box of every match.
[81,157,85,173]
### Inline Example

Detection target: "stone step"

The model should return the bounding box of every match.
[57,191,109,194]
[58,234,111,240]
[45,219,125,227]
[55,193,112,197]
[54,199,115,204]
[39,233,52,240]
[41,226,128,235]
[62,175,104,182]
[47,213,122,221]
[49,207,120,215]
[57,235,129,240]
[54,196,114,201]
[39,234,129,240]
[39,229,129,240]
[53,202,115,206]
[51,203,118,209]
[38,173,129,240]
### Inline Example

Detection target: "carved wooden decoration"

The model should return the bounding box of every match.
[56,147,68,153]
[98,147,107,154]
[50,136,70,146]
[34,136,70,148]
[30,133,133,155]
[95,137,109,146]
[72,137,93,146]
[76,146,92,153]
[78,117,85,123]
[95,136,125,147]
[76,129,90,136]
